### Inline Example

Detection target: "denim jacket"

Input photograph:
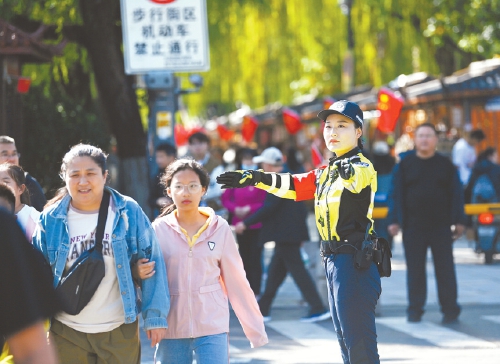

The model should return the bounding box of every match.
[32,187,170,331]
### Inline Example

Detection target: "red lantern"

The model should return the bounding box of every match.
[376,88,404,133]
[17,77,31,94]
[282,108,303,135]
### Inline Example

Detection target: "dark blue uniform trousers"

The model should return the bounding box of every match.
[324,254,381,364]
[402,228,461,319]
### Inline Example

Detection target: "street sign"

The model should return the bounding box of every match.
[156,110,173,139]
[120,0,210,74]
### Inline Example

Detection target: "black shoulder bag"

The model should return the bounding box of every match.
[56,191,110,315]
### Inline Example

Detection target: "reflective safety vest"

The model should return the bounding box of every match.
[255,147,377,241]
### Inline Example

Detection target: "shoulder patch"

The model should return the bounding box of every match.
[350,155,370,167]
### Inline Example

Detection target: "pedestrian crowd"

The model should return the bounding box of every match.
[0,99,495,364]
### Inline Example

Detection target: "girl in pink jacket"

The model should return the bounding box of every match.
[148,158,268,364]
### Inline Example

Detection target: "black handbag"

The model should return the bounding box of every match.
[56,191,110,315]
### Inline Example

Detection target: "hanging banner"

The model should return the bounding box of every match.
[376,88,404,133]
[120,0,210,74]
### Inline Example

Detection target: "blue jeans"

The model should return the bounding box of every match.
[324,253,381,364]
[154,333,228,364]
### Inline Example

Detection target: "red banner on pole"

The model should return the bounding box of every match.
[311,143,323,167]
[217,124,235,141]
[282,108,303,134]
[242,115,258,142]
[376,88,404,133]
[174,124,189,146]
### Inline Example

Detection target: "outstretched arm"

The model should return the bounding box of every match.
[217,168,321,201]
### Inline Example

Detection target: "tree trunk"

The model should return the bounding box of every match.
[79,0,150,215]
[434,36,478,77]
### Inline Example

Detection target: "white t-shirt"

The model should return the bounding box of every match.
[55,201,125,333]
[452,138,476,185]
[16,205,40,242]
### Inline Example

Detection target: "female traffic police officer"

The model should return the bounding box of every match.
[217,100,382,364]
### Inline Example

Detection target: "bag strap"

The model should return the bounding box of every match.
[95,190,110,253]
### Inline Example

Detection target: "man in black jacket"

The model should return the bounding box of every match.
[234,147,329,323]
[387,123,466,324]
[0,136,46,211]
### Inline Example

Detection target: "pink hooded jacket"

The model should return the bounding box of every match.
[152,207,268,348]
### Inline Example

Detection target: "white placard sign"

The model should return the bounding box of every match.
[120,0,210,74]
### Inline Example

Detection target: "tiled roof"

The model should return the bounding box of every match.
[404,58,500,102]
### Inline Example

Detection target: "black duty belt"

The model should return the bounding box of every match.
[320,238,384,263]
[320,239,358,256]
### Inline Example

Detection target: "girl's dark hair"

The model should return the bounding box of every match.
[157,158,210,218]
[477,147,496,162]
[0,183,16,213]
[45,144,108,208]
[0,163,31,206]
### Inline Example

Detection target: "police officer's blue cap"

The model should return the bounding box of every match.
[317,100,364,128]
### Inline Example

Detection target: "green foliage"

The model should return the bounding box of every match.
[21,84,110,199]
[423,0,500,57]
[185,0,442,116]
[3,0,500,139]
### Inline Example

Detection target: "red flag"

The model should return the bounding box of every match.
[174,124,190,146]
[217,124,235,141]
[311,144,323,167]
[376,88,404,133]
[242,115,258,142]
[323,97,336,110]
[282,108,303,134]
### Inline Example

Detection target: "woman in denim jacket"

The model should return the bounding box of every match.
[32,144,170,364]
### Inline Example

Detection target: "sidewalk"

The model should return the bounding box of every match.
[263,213,500,311]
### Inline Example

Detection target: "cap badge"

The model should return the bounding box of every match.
[332,102,346,112]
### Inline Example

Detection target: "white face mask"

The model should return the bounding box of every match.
[242,163,258,170]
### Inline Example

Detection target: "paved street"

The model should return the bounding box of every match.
[140,217,500,364]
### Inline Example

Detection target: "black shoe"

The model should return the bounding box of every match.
[407,314,422,323]
[442,314,459,324]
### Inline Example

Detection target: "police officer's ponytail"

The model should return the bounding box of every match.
[357,132,364,150]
